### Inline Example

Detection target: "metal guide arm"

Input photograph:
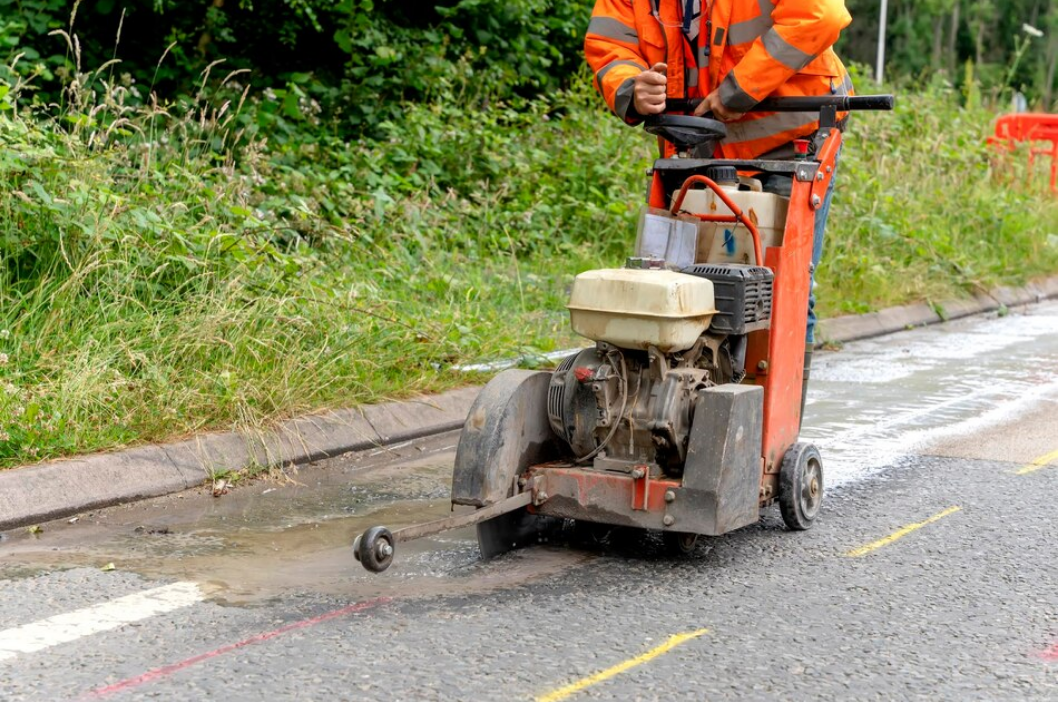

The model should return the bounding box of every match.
[352,490,536,573]
[389,492,533,544]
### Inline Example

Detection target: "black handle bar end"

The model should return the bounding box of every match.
[665,94,895,115]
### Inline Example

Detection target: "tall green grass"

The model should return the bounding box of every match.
[1,66,1056,468]
[825,79,1058,313]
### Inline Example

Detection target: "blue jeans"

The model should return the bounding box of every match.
[757,159,838,345]
[807,166,837,345]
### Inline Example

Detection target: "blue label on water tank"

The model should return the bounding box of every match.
[723,229,735,254]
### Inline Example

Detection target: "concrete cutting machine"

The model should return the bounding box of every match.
[353,95,895,573]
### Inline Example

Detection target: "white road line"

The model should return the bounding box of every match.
[0,581,203,662]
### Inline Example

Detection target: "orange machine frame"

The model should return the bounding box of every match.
[646,127,843,503]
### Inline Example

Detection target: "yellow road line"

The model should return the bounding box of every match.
[845,506,962,558]
[1015,449,1058,476]
[536,629,709,702]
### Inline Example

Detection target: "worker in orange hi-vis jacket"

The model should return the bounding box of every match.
[584,0,853,348]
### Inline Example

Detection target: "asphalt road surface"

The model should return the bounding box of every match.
[1,301,1057,701]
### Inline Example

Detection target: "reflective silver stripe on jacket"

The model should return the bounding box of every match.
[723,76,852,145]
[614,78,637,119]
[762,28,814,70]
[718,72,758,112]
[586,16,640,44]
[596,59,647,88]
[724,111,818,144]
[727,0,776,45]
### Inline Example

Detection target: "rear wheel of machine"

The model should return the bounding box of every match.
[663,531,699,556]
[779,442,823,531]
[477,509,553,559]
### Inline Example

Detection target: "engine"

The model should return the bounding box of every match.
[547,263,773,477]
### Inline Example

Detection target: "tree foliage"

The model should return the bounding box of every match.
[0,0,592,132]
[5,0,1058,126]
[840,0,1058,104]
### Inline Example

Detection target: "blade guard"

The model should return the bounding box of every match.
[451,369,565,507]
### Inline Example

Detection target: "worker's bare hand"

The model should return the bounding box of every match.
[694,89,745,122]
[633,62,668,115]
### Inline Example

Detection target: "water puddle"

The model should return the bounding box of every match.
[0,434,593,604]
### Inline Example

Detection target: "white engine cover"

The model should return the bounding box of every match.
[567,269,717,352]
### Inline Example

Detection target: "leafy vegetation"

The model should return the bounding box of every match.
[826,73,1058,313]
[1,6,1058,467]
[0,59,642,466]
[0,0,594,134]
[5,0,1058,133]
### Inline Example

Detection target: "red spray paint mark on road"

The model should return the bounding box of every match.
[80,596,392,700]
[1042,642,1058,661]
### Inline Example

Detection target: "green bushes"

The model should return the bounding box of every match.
[0,0,593,134]
[0,66,642,466]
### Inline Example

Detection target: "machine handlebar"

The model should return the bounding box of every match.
[664,94,895,114]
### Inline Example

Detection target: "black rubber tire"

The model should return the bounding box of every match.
[357,526,395,573]
[663,531,699,556]
[779,442,824,531]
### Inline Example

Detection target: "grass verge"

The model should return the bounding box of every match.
[1,71,1057,468]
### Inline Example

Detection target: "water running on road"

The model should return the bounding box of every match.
[807,300,1058,487]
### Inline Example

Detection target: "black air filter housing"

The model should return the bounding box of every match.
[682,264,774,335]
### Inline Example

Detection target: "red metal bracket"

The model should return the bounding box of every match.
[809,129,842,209]
[631,465,650,511]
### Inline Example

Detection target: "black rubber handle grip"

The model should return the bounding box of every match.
[755,95,895,112]
[665,94,895,113]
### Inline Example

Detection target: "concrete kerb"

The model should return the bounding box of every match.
[1,276,1056,532]
[816,275,1058,348]
[0,387,480,531]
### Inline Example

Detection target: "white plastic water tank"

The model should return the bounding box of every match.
[679,178,789,265]
[567,269,717,352]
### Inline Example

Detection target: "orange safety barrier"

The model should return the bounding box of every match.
[988,113,1058,193]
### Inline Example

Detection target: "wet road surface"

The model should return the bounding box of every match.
[1,301,1057,700]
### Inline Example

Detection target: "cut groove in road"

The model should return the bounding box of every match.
[1014,449,1058,475]
[845,506,962,558]
[0,581,203,662]
[79,596,391,700]
[535,629,709,702]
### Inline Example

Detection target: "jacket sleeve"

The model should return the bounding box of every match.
[584,0,649,122]
[718,0,852,112]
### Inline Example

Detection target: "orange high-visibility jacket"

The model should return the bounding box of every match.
[584,0,853,159]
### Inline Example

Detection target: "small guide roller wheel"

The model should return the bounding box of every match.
[663,531,698,556]
[779,442,823,531]
[354,526,395,573]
